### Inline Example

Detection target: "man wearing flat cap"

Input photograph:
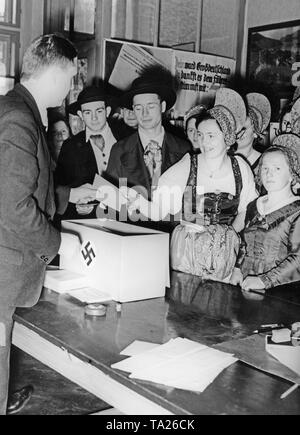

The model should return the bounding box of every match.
[55,85,127,220]
[106,76,191,230]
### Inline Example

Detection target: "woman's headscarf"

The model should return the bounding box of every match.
[208,88,247,147]
[256,139,300,187]
[246,92,271,138]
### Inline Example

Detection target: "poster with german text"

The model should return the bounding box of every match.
[173,51,236,118]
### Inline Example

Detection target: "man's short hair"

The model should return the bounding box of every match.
[21,33,77,81]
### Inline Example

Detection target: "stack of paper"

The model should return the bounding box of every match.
[44,270,112,303]
[68,287,112,304]
[112,338,237,393]
[44,270,88,294]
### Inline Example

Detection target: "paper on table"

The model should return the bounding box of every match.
[120,341,160,357]
[129,346,236,392]
[68,287,112,304]
[142,355,237,393]
[44,269,88,294]
[93,174,127,213]
[111,338,206,373]
[131,347,236,381]
[113,338,237,393]
[266,336,300,376]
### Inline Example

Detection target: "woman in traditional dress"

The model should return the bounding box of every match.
[126,88,257,282]
[231,134,300,292]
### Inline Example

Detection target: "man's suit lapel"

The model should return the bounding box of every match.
[161,132,185,173]
[83,135,99,175]
[161,134,171,174]
[120,133,152,198]
[69,132,98,183]
[13,84,56,217]
[14,85,51,164]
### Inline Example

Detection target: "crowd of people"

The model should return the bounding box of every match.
[1,31,300,415]
[22,34,300,294]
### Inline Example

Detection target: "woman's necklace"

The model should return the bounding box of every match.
[201,154,229,178]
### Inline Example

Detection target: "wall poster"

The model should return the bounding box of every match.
[103,38,236,125]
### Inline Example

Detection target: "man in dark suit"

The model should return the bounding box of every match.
[105,76,191,231]
[0,34,80,415]
[55,86,133,221]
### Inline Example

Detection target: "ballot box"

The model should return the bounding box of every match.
[60,219,170,303]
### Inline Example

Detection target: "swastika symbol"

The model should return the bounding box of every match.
[81,241,96,266]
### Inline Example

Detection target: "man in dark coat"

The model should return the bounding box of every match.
[105,76,191,231]
[55,86,133,221]
[0,34,80,415]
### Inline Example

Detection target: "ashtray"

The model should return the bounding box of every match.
[84,303,107,317]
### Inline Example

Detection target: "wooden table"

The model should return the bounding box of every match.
[12,271,300,415]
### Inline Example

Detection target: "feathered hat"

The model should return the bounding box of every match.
[246,92,271,136]
[209,88,247,147]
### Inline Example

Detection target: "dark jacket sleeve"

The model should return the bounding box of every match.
[54,139,72,186]
[0,109,61,261]
[106,141,123,186]
[259,213,300,289]
[54,141,72,215]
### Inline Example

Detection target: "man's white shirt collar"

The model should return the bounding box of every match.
[85,122,117,175]
[86,123,110,143]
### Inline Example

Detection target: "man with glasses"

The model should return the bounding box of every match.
[106,76,191,230]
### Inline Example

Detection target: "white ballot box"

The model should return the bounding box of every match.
[60,219,170,303]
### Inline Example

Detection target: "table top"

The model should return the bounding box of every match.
[14,271,300,415]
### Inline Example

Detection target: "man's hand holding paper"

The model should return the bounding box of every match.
[126,188,142,216]
[93,174,128,213]
[69,183,97,204]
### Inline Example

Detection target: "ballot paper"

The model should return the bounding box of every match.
[44,269,88,293]
[266,335,300,376]
[120,341,160,357]
[92,174,127,213]
[68,287,112,304]
[112,338,237,393]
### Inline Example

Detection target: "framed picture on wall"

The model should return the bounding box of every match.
[246,19,300,121]
[0,32,11,76]
[0,30,19,78]
[0,0,20,27]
